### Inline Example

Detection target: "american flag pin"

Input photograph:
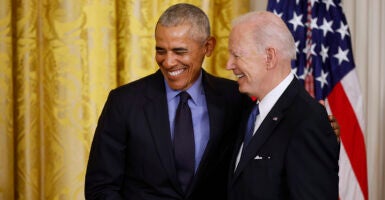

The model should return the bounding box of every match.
[273,117,278,121]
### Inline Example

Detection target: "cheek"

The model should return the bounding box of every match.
[194,55,206,70]
[155,55,164,65]
[183,55,199,69]
[245,59,263,75]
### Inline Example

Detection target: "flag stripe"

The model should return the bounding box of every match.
[338,144,365,200]
[328,80,368,199]
[340,71,365,131]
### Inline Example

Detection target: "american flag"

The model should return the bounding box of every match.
[267,0,368,199]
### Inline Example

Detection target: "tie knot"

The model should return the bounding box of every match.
[179,91,190,104]
[243,103,260,147]
[251,103,259,117]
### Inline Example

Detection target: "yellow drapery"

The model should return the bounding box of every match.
[0,0,249,199]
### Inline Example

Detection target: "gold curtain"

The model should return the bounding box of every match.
[0,0,249,199]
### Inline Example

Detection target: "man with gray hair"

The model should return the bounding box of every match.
[226,11,339,200]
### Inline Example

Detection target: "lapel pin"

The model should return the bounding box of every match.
[272,117,278,121]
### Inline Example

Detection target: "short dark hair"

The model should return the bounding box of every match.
[156,3,210,42]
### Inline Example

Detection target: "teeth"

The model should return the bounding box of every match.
[236,74,245,78]
[169,69,184,76]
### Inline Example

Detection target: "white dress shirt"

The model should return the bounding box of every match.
[235,72,295,169]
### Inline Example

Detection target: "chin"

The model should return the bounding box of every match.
[168,84,183,91]
[239,85,253,96]
[167,81,189,91]
[238,86,247,94]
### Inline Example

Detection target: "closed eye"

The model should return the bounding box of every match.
[173,48,188,55]
[155,47,166,55]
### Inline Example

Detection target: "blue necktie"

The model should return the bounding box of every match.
[173,91,195,192]
[243,103,259,146]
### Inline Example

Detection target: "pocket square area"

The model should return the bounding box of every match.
[254,155,271,160]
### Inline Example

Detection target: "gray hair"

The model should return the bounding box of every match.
[156,3,211,43]
[232,11,296,60]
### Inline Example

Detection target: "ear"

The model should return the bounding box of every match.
[265,47,277,69]
[204,36,216,57]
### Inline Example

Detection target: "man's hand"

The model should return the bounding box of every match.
[328,115,340,142]
[319,100,340,143]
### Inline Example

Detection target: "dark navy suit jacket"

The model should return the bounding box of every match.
[85,70,251,200]
[228,78,340,200]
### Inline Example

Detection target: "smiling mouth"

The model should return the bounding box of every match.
[169,68,186,77]
[235,74,245,79]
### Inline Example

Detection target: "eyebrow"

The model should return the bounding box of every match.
[155,47,188,52]
[155,46,164,51]
[172,47,188,52]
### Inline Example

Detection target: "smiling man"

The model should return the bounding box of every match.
[85,3,251,200]
[226,11,340,200]
[155,23,210,91]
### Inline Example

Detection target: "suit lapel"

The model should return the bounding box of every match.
[228,104,255,178]
[232,78,300,182]
[233,110,284,179]
[186,71,226,195]
[143,71,181,192]
[201,72,226,161]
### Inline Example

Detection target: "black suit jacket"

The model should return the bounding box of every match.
[85,70,251,200]
[228,78,340,200]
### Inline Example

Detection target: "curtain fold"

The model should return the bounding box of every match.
[0,1,14,200]
[13,0,42,199]
[0,0,249,199]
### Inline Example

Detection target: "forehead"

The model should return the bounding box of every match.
[229,29,254,51]
[156,23,190,36]
[155,24,201,48]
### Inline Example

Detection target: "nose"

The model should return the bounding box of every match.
[226,56,235,70]
[163,53,177,67]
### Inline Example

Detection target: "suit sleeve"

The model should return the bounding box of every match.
[85,90,126,200]
[286,109,340,200]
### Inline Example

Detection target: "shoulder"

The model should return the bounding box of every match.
[283,78,326,115]
[203,71,238,88]
[202,71,243,99]
[111,71,162,96]
[202,71,252,106]
[102,72,164,110]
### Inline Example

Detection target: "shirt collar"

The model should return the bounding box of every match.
[258,72,294,116]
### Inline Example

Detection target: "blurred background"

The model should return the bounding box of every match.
[0,0,383,199]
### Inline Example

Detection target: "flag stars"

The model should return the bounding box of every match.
[309,0,319,7]
[322,0,336,11]
[334,47,350,65]
[316,69,329,88]
[303,43,317,56]
[295,40,300,53]
[289,12,304,31]
[320,45,329,63]
[266,1,361,132]
[337,21,350,40]
[310,17,319,29]
[273,10,283,18]
[320,18,334,37]
[299,67,312,80]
